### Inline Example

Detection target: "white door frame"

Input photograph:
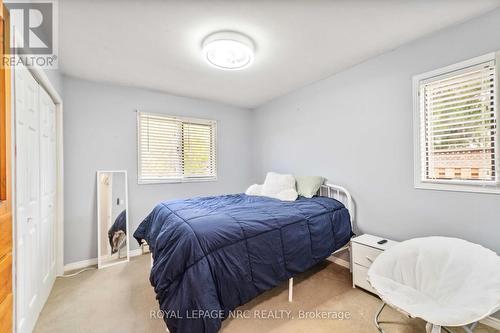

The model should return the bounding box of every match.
[21,67,64,277]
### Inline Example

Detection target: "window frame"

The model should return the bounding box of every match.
[136,111,218,185]
[413,52,500,194]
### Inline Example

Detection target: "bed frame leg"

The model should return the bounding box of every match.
[288,278,293,302]
[374,302,386,333]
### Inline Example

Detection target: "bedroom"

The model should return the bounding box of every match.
[0,0,499,333]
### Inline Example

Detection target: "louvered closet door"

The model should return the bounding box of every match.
[15,64,41,333]
[39,86,56,300]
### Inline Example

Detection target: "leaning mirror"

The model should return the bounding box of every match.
[97,170,129,268]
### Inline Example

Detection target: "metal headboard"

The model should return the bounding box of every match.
[318,183,354,231]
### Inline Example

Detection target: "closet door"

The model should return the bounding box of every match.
[15,64,58,333]
[39,87,56,298]
[15,64,41,333]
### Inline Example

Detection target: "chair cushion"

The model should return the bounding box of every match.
[368,237,500,326]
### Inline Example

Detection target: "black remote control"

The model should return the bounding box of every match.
[377,239,388,245]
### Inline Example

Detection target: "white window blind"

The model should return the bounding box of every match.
[418,60,498,184]
[137,112,217,183]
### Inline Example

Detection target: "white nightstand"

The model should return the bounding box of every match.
[351,234,398,294]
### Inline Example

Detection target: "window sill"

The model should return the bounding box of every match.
[415,180,500,195]
[138,177,217,185]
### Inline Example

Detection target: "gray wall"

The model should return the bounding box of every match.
[63,76,253,264]
[252,9,500,254]
[44,68,63,97]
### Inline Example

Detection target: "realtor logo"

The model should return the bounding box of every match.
[3,0,58,68]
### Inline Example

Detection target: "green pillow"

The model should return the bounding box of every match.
[296,176,325,198]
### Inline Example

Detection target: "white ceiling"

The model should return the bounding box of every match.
[59,0,500,109]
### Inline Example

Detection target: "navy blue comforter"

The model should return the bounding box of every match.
[134,194,352,333]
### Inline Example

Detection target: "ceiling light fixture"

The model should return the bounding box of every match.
[202,31,255,70]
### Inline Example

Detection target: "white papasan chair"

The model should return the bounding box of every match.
[367,237,500,333]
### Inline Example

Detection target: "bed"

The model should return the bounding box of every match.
[133,183,353,333]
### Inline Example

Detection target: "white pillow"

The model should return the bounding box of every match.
[261,172,298,201]
[262,172,296,196]
[274,188,298,202]
[245,184,263,196]
[245,172,298,201]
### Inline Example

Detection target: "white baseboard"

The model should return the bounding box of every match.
[63,248,144,273]
[63,258,97,273]
[481,315,500,330]
[129,248,143,257]
[328,255,350,269]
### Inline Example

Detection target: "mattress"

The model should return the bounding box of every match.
[134,193,352,333]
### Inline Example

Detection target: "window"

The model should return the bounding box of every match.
[413,53,500,193]
[137,112,217,184]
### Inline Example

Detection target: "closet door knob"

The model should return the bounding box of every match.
[27,216,33,223]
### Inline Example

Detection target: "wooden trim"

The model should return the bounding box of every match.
[0,210,11,261]
[0,294,12,333]
[0,1,13,332]
[0,253,12,304]
[0,0,9,201]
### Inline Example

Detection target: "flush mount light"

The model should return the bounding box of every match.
[202,31,255,70]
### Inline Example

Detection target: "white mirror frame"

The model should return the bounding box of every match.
[96,170,130,269]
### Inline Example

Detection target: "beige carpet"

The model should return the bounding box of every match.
[34,254,498,333]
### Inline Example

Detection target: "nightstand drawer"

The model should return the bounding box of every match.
[353,263,376,294]
[352,242,383,268]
